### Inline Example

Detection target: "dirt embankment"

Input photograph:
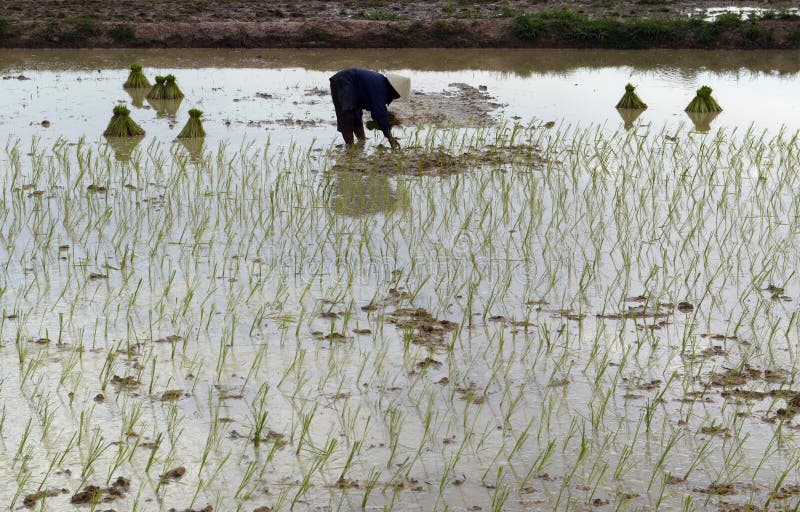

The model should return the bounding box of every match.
[0,1,799,49]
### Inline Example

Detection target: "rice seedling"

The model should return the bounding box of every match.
[162,73,184,100]
[685,85,723,113]
[123,63,151,89]
[615,83,647,109]
[177,108,206,139]
[146,75,166,100]
[102,105,145,138]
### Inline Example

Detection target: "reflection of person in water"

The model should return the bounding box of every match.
[331,172,401,218]
[329,147,409,218]
[329,68,409,149]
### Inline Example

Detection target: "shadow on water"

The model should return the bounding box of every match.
[125,87,148,109]
[616,108,646,131]
[1,49,800,78]
[147,98,183,119]
[686,111,721,133]
[174,138,206,165]
[104,136,144,162]
[328,150,409,218]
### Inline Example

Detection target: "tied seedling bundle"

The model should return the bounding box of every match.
[615,83,647,109]
[163,74,184,100]
[177,109,206,139]
[103,105,145,137]
[365,111,402,131]
[685,86,723,114]
[147,76,166,100]
[123,63,151,89]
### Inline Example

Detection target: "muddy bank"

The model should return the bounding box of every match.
[1,0,797,24]
[0,17,799,49]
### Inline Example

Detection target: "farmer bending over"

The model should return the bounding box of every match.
[329,68,409,149]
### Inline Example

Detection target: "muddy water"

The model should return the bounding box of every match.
[0,49,799,149]
[1,49,800,512]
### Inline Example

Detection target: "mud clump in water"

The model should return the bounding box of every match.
[311,330,348,342]
[387,307,456,350]
[330,142,542,177]
[70,477,130,504]
[24,488,67,507]
[111,374,141,388]
[158,389,185,401]
[391,83,504,127]
[693,482,736,495]
[161,466,187,483]
[362,288,411,312]
[454,381,487,404]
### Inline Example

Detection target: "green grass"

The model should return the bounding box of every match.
[303,24,330,41]
[357,8,404,21]
[432,20,468,42]
[0,17,8,39]
[511,9,791,48]
[109,24,136,44]
[42,17,99,44]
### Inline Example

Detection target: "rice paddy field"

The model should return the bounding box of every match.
[2,49,800,511]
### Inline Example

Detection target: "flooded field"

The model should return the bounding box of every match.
[2,49,800,511]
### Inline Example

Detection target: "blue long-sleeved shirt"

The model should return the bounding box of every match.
[330,68,399,137]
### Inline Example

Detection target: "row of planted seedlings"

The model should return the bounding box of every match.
[3,120,800,510]
[105,63,206,162]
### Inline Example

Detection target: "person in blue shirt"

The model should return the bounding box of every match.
[329,68,409,149]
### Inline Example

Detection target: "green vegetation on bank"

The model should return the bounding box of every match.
[42,16,99,44]
[513,9,799,48]
[357,8,404,21]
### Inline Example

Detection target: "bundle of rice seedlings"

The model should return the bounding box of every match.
[123,63,151,89]
[103,105,145,137]
[147,76,166,100]
[365,110,402,131]
[685,86,722,113]
[616,107,644,131]
[615,83,647,109]
[177,109,206,139]
[148,98,183,119]
[686,111,720,133]
[162,74,184,100]
[125,87,148,109]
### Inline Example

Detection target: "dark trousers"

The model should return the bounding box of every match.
[330,79,366,145]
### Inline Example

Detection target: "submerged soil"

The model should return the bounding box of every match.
[0,0,798,49]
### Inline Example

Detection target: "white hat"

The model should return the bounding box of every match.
[385,73,410,102]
